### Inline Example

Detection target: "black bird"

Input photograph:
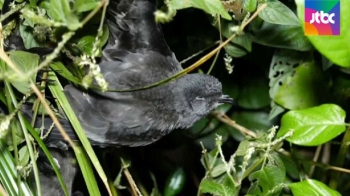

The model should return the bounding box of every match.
[31,0,234,147]
[3,0,233,195]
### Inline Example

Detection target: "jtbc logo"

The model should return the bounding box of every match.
[310,11,335,24]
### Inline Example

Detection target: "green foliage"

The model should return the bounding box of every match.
[277,104,346,146]
[258,1,300,26]
[169,0,232,20]
[1,0,350,195]
[289,179,341,196]
[163,167,186,196]
[295,0,350,67]
[7,51,39,94]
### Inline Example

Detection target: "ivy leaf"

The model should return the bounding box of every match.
[7,51,39,94]
[259,1,300,26]
[277,104,346,146]
[170,0,232,20]
[289,179,341,196]
[295,0,350,67]
[199,179,236,196]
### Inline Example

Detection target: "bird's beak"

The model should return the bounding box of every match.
[218,95,234,104]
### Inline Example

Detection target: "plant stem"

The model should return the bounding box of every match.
[329,126,350,189]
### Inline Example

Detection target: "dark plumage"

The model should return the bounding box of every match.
[25,0,233,147]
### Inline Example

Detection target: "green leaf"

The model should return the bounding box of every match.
[295,0,350,67]
[243,0,257,12]
[235,140,252,156]
[259,1,300,26]
[224,35,252,58]
[66,13,82,31]
[50,62,81,84]
[19,23,44,49]
[250,22,313,51]
[164,167,186,196]
[289,179,341,196]
[269,49,312,99]
[277,104,346,146]
[23,118,70,196]
[0,140,33,196]
[219,20,252,57]
[7,51,39,94]
[236,76,270,109]
[269,102,285,120]
[170,0,232,20]
[76,25,109,56]
[199,179,236,196]
[77,35,95,55]
[77,36,95,56]
[248,165,285,195]
[248,153,285,195]
[18,146,29,167]
[100,24,110,48]
[49,0,71,22]
[274,61,330,110]
[48,71,108,195]
[74,0,99,13]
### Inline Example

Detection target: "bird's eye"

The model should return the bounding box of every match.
[195,96,205,101]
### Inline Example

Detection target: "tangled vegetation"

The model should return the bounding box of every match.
[0,0,349,195]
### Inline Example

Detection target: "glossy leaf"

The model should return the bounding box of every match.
[295,0,350,67]
[259,1,300,26]
[170,0,232,20]
[164,167,186,196]
[289,179,341,196]
[277,104,346,146]
[250,22,312,51]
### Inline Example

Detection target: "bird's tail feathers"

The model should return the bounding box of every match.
[103,0,173,58]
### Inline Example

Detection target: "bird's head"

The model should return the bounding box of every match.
[173,74,233,127]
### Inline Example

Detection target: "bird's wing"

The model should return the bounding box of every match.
[103,0,181,70]
[58,84,163,147]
